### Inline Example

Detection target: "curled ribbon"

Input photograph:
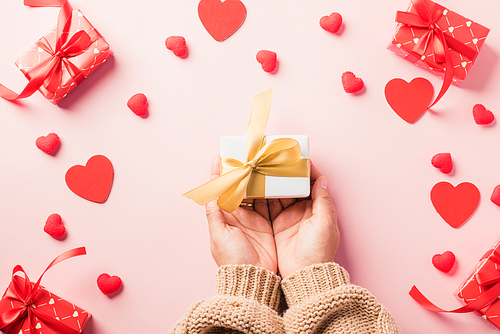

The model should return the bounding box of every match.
[183,87,310,213]
[410,248,500,314]
[0,0,96,101]
[395,0,478,108]
[0,247,86,334]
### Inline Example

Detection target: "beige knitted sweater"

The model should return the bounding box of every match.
[168,263,402,333]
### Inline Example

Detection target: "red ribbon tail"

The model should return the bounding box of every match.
[410,282,500,314]
[24,0,67,7]
[428,46,454,108]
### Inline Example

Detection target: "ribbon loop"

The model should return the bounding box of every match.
[183,88,309,213]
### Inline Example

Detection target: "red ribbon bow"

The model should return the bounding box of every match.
[0,247,86,334]
[395,0,478,108]
[410,248,500,314]
[0,0,95,101]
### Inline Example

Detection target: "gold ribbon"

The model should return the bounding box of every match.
[183,87,310,213]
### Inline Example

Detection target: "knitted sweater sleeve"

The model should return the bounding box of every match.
[168,264,285,334]
[281,263,402,334]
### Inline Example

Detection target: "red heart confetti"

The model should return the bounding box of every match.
[256,50,277,73]
[198,0,246,42]
[341,71,364,93]
[43,213,65,239]
[319,12,342,34]
[430,181,480,228]
[384,78,434,124]
[97,273,122,295]
[431,153,453,174]
[165,36,188,58]
[127,93,148,117]
[65,155,114,204]
[472,104,494,125]
[491,185,500,206]
[432,251,456,273]
[35,133,60,154]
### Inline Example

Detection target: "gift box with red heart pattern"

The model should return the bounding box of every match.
[457,240,500,330]
[387,0,490,85]
[0,275,90,334]
[15,9,112,104]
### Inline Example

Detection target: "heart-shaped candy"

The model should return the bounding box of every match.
[472,104,494,125]
[36,133,60,154]
[431,153,453,174]
[256,50,277,73]
[430,182,480,228]
[198,0,246,42]
[97,273,122,295]
[44,213,65,239]
[65,155,114,203]
[384,78,434,123]
[432,251,456,273]
[165,36,188,58]
[491,185,500,206]
[319,12,342,33]
[341,71,364,93]
[127,93,148,117]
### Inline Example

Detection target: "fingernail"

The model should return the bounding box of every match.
[321,177,328,189]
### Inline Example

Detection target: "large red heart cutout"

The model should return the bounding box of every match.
[65,155,114,203]
[384,78,434,123]
[430,181,480,228]
[198,0,246,42]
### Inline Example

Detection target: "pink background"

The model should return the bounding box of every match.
[0,0,499,333]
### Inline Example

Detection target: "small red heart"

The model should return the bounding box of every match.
[432,251,456,273]
[256,50,277,73]
[319,12,342,34]
[198,0,246,42]
[384,78,434,123]
[165,36,188,58]
[431,182,480,228]
[65,155,114,204]
[43,213,65,239]
[473,104,494,125]
[127,93,148,117]
[97,273,122,295]
[35,133,60,154]
[341,71,364,93]
[431,153,453,174]
[491,185,500,206]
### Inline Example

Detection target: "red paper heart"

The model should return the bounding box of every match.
[341,71,364,93]
[44,213,65,239]
[165,36,188,58]
[36,133,60,154]
[431,153,453,174]
[198,0,246,42]
[432,251,455,273]
[319,12,342,34]
[97,273,122,295]
[430,181,480,228]
[256,50,277,73]
[65,155,114,203]
[473,104,494,125]
[127,93,148,117]
[385,78,434,123]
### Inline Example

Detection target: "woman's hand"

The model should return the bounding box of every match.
[205,155,278,274]
[271,163,339,279]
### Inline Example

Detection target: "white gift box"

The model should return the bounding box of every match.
[220,135,310,198]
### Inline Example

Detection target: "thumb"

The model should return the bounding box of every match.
[311,177,336,221]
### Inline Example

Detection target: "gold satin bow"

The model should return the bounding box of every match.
[183,87,310,213]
